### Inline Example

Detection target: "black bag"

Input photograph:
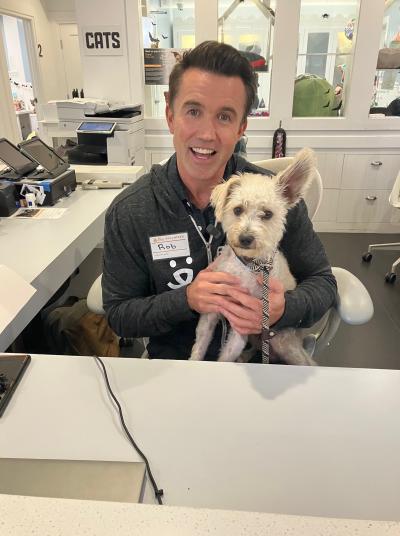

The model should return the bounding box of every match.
[43,299,120,356]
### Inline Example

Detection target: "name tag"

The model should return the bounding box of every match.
[149,232,190,260]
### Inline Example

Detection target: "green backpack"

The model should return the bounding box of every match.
[293,74,340,117]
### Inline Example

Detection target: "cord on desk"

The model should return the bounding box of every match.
[93,355,164,505]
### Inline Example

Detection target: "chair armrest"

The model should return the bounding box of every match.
[389,171,400,208]
[332,267,374,325]
[87,274,105,315]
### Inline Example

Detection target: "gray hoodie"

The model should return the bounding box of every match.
[102,154,337,359]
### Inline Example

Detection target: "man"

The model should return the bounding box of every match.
[102,41,337,360]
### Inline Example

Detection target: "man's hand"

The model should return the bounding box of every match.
[219,277,285,336]
[186,265,249,314]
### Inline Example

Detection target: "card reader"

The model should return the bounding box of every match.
[82,179,123,189]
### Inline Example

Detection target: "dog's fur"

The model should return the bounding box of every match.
[189,148,317,365]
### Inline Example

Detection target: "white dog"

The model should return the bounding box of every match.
[190,148,316,365]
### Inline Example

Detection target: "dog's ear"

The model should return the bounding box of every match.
[276,148,316,206]
[210,175,241,222]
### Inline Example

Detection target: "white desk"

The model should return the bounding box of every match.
[0,188,122,351]
[1,356,399,522]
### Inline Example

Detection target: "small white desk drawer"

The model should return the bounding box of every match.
[337,189,394,223]
[341,154,400,190]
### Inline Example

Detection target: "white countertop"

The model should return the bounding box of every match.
[0,188,121,350]
[1,494,399,536]
[0,187,118,287]
[1,356,400,521]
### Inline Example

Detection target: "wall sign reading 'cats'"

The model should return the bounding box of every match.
[81,26,124,56]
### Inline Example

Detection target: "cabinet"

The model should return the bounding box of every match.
[341,154,400,190]
[336,154,400,226]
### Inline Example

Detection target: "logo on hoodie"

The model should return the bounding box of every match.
[167,257,193,289]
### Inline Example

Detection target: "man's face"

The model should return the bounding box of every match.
[166,68,247,188]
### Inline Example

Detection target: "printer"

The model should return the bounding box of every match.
[0,137,77,208]
[39,99,145,167]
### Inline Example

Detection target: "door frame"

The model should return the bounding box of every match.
[0,8,43,138]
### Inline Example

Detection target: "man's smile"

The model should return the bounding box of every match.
[190,147,217,159]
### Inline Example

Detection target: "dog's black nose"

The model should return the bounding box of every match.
[239,234,254,248]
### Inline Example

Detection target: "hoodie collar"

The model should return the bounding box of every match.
[165,153,268,199]
[151,153,275,219]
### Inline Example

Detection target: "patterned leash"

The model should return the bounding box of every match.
[249,252,276,364]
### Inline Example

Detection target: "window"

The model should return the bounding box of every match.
[305,33,329,78]
[370,0,400,117]
[218,0,277,117]
[141,0,195,117]
[293,0,361,118]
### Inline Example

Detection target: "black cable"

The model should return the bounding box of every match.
[93,356,164,505]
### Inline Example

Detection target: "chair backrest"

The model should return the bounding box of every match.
[87,274,104,315]
[389,169,400,208]
[253,157,323,220]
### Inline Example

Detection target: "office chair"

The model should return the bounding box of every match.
[361,169,400,284]
[87,277,148,358]
[253,156,374,357]
[87,276,105,316]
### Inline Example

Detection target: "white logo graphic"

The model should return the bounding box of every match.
[167,257,193,289]
[216,246,224,257]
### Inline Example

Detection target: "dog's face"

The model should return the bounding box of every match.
[211,148,315,260]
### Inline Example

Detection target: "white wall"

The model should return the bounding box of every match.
[75,0,144,104]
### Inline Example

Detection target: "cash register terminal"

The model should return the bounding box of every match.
[0,138,38,180]
[18,136,70,178]
[0,137,77,209]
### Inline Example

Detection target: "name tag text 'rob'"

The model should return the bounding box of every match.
[150,233,190,260]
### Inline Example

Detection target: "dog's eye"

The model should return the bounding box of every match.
[262,210,273,220]
[233,206,243,216]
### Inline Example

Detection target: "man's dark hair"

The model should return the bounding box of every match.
[168,40,257,121]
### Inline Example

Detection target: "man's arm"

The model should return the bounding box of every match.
[272,200,337,330]
[102,204,197,338]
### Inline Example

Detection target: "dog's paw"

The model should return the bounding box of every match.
[217,353,239,362]
[189,351,203,361]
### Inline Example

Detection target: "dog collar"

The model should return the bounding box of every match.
[234,250,277,272]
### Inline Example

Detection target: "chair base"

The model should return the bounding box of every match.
[390,256,400,275]
[367,242,400,253]
[362,243,400,278]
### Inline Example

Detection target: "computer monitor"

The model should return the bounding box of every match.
[0,138,38,175]
[19,137,68,175]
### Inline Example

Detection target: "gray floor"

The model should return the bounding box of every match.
[316,233,400,369]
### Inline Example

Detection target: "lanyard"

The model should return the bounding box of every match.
[188,211,228,347]
[188,213,214,265]
[187,207,230,347]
